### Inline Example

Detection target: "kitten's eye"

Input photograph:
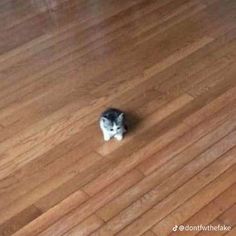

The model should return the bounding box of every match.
[110,129,113,131]
[117,127,120,130]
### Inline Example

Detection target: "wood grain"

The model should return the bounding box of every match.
[0,0,236,235]
[63,215,104,236]
[168,185,236,236]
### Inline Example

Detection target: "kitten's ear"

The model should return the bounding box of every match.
[102,117,109,124]
[117,113,124,122]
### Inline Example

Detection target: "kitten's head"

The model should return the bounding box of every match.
[101,113,124,135]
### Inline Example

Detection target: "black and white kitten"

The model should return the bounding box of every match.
[100,108,126,141]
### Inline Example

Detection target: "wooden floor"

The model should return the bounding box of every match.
[0,0,236,235]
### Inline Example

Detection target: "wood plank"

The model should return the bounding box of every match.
[0,34,209,179]
[0,9,234,182]
[91,132,236,235]
[141,230,157,236]
[0,0,219,114]
[223,227,236,236]
[115,153,236,236]
[63,215,104,236]
[168,184,236,236]
[188,61,236,98]
[11,190,88,236]
[137,95,236,175]
[83,93,236,196]
[184,84,236,127]
[0,2,194,100]
[0,1,236,235]
[0,206,41,236]
[218,204,236,228]
[0,78,178,211]
[20,169,143,236]
[97,94,193,156]
[151,181,235,235]
[195,205,236,236]
[96,113,236,222]
[0,152,102,225]
[83,122,190,196]
[157,45,236,99]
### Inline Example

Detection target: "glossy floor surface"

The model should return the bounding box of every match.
[0,0,236,235]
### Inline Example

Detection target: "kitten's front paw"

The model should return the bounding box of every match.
[115,134,123,141]
[104,135,111,141]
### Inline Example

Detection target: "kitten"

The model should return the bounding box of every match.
[100,108,127,141]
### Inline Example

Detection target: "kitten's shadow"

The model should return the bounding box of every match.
[125,111,141,134]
